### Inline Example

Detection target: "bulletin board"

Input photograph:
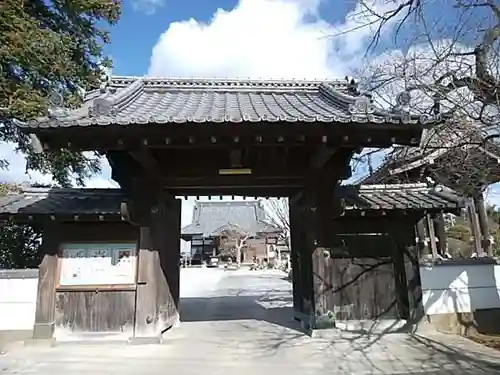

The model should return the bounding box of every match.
[58,242,137,286]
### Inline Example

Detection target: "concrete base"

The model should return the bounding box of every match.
[293,310,313,333]
[24,338,57,347]
[0,330,33,345]
[32,323,54,339]
[128,337,162,345]
[0,330,34,351]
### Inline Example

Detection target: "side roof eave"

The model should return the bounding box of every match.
[0,184,465,224]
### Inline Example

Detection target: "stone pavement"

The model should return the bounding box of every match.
[1,268,500,375]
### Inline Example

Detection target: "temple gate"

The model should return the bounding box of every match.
[11,76,448,341]
[0,182,462,340]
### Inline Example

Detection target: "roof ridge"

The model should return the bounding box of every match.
[357,183,430,190]
[111,76,348,86]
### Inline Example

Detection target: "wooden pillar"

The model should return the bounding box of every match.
[425,214,438,259]
[289,196,303,316]
[152,195,181,319]
[432,213,447,255]
[135,226,160,338]
[415,219,427,257]
[468,197,483,256]
[32,222,59,339]
[391,229,411,320]
[128,187,181,341]
[402,220,424,322]
[295,185,343,330]
[474,194,492,257]
[391,220,426,321]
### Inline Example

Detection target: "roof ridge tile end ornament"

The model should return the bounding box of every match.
[319,81,391,118]
[89,77,145,118]
[319,82,372,111]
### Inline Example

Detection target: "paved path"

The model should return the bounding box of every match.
[1,269,500,375]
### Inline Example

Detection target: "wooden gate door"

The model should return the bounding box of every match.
[325,235,401,320]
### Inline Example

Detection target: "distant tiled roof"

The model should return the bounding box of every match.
[181,201,279,236]
[16,76,440,129]
[0,184,463,222]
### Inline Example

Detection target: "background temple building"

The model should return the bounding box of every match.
[181,201,282,264]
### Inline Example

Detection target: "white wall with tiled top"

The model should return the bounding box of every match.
[420,262,500,315]
[0,270,38,331]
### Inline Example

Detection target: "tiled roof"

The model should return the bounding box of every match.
[16,76,440,129]
[0,184,463,221]
[339,183,463,211]
[0,188,123,216]
[181,201,279,236]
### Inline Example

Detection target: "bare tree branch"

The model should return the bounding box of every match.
[348,1,500,192]
[263,198,290,237]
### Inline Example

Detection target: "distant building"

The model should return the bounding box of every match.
[181,201,282,264]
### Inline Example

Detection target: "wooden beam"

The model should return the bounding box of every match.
[162,175,305,189]
[166,186,297,197]
[310,146,337,169]
[129,149,163,176]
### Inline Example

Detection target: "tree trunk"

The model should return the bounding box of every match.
[236,243,241,268]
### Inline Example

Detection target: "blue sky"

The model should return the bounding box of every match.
[2,0,500,224]
[106,0,365,76]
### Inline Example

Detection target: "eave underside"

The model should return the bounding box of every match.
[29,120,426,152]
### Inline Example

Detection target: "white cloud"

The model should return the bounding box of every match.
[148,0,404,79]
[131,0,166,15]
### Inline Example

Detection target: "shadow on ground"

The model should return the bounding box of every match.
[179,291,303,332]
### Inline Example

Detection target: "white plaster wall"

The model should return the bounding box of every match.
[420,263,500,315]
[0,276,38,331]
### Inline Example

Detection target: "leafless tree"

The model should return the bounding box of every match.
[345,1,500,193]
[214,223,254,268]
[263,198,290,237]
[355,0,500,126]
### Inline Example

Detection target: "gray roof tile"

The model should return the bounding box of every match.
[340,183,463,211]
[0,188,123,216]
[17,77,441,129]
[181,201,280,236]
[0,184,463,221]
